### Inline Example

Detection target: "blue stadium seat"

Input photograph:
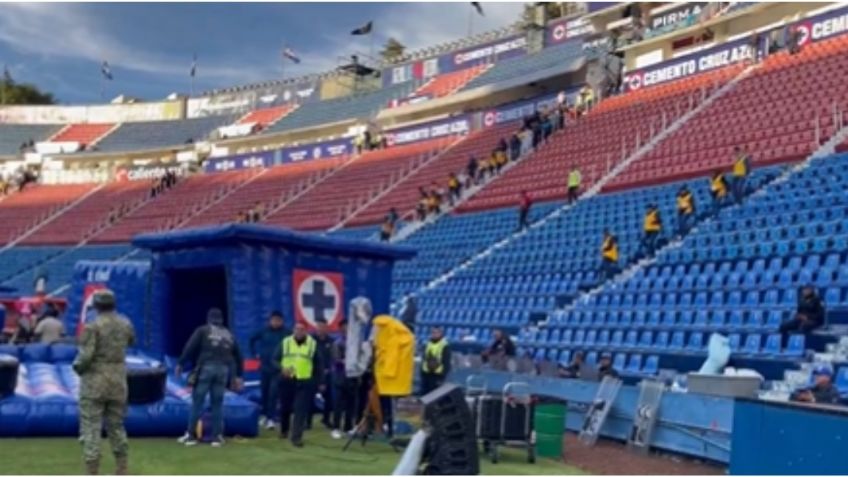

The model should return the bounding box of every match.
[743,334,762,354]
[785,335,805,357]
[626,354,643,374]
[642,355,659,375]
[763,334,782,356]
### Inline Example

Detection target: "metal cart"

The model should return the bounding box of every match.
[477,381,536,464]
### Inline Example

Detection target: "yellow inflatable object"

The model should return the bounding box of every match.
[372,314,414,397]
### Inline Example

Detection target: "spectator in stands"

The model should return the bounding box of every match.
[577,85,595,115]
[467,156,479,185]
[379,219,394,242]
[235,211,248,223]
[558,351,584,378]
[494,149,507,174]
[363,131,372,151]
[482,329,515,364]
[420,327,451,395]
[427,183,443,216]
[676,185,696,236]
[353,134,364,155]
[497,137,508,153]
[731,146,751,204]
[748,31,763,63]
[386,208,399,227]
[478,156,491,182]
[416,192,428,221]
[531,120,543,149]
[792,365,840,405]
[249,201,265,223]
[34,305,64,344]
[456,170,469,192]
[788,25,803,55]
[517,190,533,231]
[541,114,554,141]
[640,204,662,257]
[780,285,825,347]
[597,353,619,379]
[509,133,521,161]
[557,90,567,107]
[520,127,533,156]
[447,173,461,206]
[567,166,582,204]
[709,170,729,214]
[601,230,619,280]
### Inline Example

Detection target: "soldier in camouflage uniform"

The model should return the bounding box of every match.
[73,290,135,475]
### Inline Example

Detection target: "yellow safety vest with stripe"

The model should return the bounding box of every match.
[280,335,316,380]
[602,236,618,262]
[644,210,661,232]
[568,170,582,188]
[733,155,749,177]
[677,192,694,215]
[448,177,459,190]
[422,339,448,374]
[711,174,727,197]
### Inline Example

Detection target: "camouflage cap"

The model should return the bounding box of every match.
[92,289,116,307]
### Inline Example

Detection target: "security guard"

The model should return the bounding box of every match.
[600,230,619,279]
[274,322,323,447]
[420,327,451,395]
[731,146,750,203]
[567,167,582,203]
[676,185,695,236]
[641,204,662,258]
[710,170,729,214]
[73,290,135,475]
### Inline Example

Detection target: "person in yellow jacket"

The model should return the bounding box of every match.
[676,185,696,236]
[273,322,323,447]
[600,230,619,279]
[731,146,751,204]
[420,327,451,395]
[640,204,663,258]
[710,169,729,214]
[567,166,582,204]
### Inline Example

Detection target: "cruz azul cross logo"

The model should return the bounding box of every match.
[293,269,344,330]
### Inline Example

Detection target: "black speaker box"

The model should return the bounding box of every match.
[127,367,166,404]
[477,396,532,440]
[0,356,18,399]
[421,384,480,475]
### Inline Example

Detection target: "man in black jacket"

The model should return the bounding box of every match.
[311,318,334,430]
[482,329,515,364]
[176,308,244,447]
[780,286,825,347]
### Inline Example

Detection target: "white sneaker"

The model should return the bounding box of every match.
[210,436,225,448]
[177,432,198,446]
[265,421,277,430]
[259,416,268,427]
[331,429,343,440]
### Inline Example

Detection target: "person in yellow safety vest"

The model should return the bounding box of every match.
[710,170,729,214]
[273,321,323,447]
[640,204,662,258]
[567,167,582,204]
[676,185,696,236]
[420,327,451,395]
[731,146,751,204]
[494,149,507,173]
[600,230,619,279]
[447,172,461,206]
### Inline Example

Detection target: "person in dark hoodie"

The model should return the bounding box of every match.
[273,321,323,447]
[176,308,244,447]
[249,311,288,430]
[311,318,334,430]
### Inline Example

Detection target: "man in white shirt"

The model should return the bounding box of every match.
[35,315,65,344]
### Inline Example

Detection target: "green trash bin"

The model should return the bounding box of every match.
[534,402,566,459]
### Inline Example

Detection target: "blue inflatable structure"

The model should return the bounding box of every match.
[2,224,414,437]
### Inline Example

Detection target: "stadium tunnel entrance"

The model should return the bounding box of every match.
[164,266,229,357]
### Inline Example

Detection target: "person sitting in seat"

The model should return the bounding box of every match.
[481,329,515,364]
[597,353,620,379]
[710,170,728,214]
[640,204,662,258]
[558,351,584,378]
[600,230,619,280]
[780,285,825,347]
[792,365,840,405]
[676,185,695,236]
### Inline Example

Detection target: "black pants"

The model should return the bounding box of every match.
[332,377,357,432]
[568,186,579,203]
[518,208,529,230]
[420,372,445,396]
[312,374,332,427]
[779,318,821,347]
[279,378,313,443]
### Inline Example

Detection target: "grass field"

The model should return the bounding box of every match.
[1,429,585,475]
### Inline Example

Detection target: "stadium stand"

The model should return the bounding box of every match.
[236,105,295,130]
[264,83,415,133]
[182,157,344,228]
[20,180,152,245]
[0,246,67,283]
[88,169,258,243]
[0,184,96,244]
[459,65,746,212]
[94,115,238,153]
[347,122,518,226]
[460,41,585,91]
[0,124,61,155]
[413,64,490,99]
[605,33,848,191]
[263,138,457,230]
[49,123,115,147]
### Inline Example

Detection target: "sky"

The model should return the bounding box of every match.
[0,2,525,104]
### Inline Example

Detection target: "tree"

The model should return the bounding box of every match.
[1,74,56,105]
[380,37,406,62]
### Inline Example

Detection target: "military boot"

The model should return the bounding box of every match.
[115,456,129,475]
[84,459,100,475]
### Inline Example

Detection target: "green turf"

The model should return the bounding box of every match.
[1,429,585,475]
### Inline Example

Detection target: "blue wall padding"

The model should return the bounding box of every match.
[0,345,258,437]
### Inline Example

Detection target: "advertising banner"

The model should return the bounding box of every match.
[0,101,183,125]
[481,94,561,128]
[116,163,190,181]
[384,115,470,147]
[622,5,848,93]
[281,137,352,164]
[187,80,319,118]
[441,35,527,72]
[648,2,707,31]
[203,150,276,173]
[546,16,596,45]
